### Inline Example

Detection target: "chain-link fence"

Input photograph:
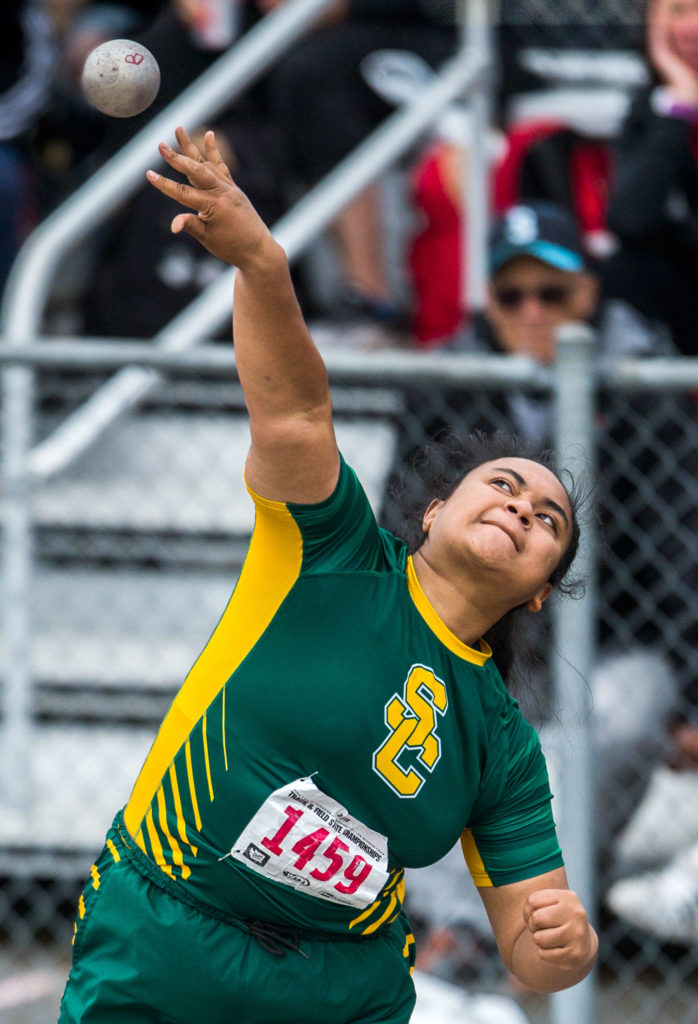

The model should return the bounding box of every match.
[2,341,698,1024]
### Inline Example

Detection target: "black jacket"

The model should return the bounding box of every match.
[607,85,698,255]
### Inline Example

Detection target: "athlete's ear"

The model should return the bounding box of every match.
[422,499,444,535]
[526,582,552,614]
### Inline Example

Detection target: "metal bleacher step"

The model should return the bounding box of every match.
[31,408,398,543]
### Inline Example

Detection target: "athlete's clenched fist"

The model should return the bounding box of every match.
[523,888,598,970]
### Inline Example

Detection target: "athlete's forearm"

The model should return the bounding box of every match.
[233,237,331,428]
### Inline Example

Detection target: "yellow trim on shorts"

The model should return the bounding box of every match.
[124,480,303,834]
[106,838,121,863]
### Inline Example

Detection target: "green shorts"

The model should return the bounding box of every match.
[58,813,416,1024]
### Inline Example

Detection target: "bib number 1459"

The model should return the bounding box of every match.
[262,804,372,894]
[228,777,390,909]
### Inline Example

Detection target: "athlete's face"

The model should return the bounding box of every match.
[422,458,574,613]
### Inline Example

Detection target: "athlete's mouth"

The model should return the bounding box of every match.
[482,520,519,551]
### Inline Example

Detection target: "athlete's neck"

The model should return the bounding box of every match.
[411,548,502,647]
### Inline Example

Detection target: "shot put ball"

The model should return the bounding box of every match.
[82,39,160,118]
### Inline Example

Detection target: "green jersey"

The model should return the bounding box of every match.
[123,456,562,938]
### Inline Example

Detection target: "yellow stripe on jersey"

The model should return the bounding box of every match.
[90,865,100,890]
[349,901,379,930]
[406,557,491,665]
[124,487,303,835]
[78,894,86,919]
[202,714,214,803]
[461,828,493,887]
[361,890,399,935]
[349,868,404,932]
[221,687,228,772]
[169,763,198,857]
[145,807,175,879]
[185,740,202,832]
[134,828,147,856]
[402,931,416,974]
[157,785,190,880]
[106,838,121,863]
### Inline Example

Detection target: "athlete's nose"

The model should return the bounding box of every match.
[506,500,532,527]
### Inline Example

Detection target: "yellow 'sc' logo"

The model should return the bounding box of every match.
[372,664,448,797]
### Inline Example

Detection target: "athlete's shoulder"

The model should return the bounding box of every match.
[285,455,408,577]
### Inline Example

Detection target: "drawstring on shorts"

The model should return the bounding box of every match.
[244,919,310,958]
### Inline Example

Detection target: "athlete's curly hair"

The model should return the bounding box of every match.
[387,430,588,692]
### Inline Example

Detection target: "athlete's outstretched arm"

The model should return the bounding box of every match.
[146,126,339,504]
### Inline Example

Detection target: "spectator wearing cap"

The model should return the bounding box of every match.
[482,201,598,369]
[383,201,663,488]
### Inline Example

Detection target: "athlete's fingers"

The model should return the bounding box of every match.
[170,212,206,241]
[535,944,579,966]
[203,129,233,182]
[525,889,564,913]
[524,903,565,932]
[174,125,204,163]
[145,168,210,212]
[530,924,568,950]
[172,126,232,187]
[157,141,222,191]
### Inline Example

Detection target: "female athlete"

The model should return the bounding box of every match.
[58,127,597,1024]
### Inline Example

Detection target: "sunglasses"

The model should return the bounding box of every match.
[493,284,572,309]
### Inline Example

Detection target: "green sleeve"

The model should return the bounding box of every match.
[464,703,563,887]
[287,454,402,575]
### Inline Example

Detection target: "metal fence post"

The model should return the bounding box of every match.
[460,0,493,313]
[1,361,34,823]
[551,322,598,1024]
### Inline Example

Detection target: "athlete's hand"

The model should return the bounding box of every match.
[523,888,598,971]
[146,126,274,271]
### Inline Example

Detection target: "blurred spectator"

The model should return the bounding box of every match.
[607,838,698,944]
[408,0,646,349]
[263,0,458,332]
[0,0,59,291]
[408,126,617,349]
[602,0,698,354]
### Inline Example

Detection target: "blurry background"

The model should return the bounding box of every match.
[2,2,698,1022]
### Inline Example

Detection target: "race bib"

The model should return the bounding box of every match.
[228,777,389,909]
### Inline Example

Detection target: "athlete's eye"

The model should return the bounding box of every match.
[492,477,514,493]
[536,511,557,531]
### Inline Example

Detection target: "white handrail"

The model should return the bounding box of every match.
[0,338,547,385]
